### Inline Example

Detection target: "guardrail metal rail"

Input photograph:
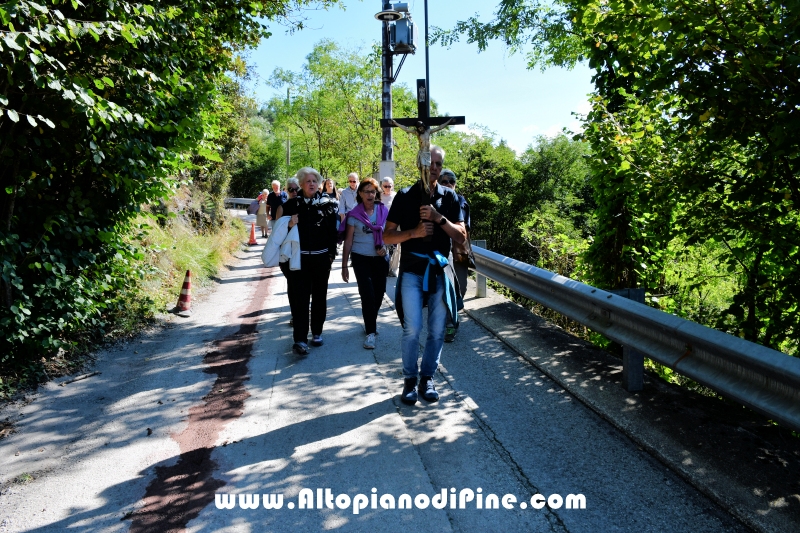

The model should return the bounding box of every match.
[224,197,256,209]
[471,245,800,433]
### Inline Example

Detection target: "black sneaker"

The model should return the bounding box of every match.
[419,375,439,402]
[292,342,309,355]
[400,377,418,405]
[444,326,456,342]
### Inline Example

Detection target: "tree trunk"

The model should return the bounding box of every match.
[743,249,764,343]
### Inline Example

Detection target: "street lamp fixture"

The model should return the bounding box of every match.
[375,2,409,21]
[374,9,402,21]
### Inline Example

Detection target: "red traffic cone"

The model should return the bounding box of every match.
[248,222,258,246]
[172,270,193,317]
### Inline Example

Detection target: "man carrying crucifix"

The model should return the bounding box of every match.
[383,145,466,405]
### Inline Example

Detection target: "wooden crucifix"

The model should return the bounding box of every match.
[380,79,465,197]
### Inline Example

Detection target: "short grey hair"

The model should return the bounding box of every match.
[295,166,322,184]
[430,145,445,160]
[271,180,280,187]
[286,177,300,189]
[380,176,394,187]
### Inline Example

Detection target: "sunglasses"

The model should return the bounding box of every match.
[287,187,299,193]
[439,179,456,185]
[348,181,357,184]
[382,185,392,189]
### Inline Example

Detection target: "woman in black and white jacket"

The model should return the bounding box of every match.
[279,167,339,355]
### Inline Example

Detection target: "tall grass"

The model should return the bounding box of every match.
[135,214,246,312]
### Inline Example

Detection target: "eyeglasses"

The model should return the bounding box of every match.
[439,179,455,185]
[287,187,299,193]
[361,189,377,195]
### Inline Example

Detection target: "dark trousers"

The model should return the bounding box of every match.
[447,261,469,328]
[351,253,389,335]
[279,261,296,316]
[287,254,331,343]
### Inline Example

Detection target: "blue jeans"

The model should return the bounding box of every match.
[400,272,447,378]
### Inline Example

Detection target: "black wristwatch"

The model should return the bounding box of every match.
[438,216,448,226]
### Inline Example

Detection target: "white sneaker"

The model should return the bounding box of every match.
[363,333,376,349]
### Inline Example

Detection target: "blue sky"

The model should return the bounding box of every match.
[249,0,594,153]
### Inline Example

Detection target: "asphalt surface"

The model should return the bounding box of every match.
[0,217,770,532]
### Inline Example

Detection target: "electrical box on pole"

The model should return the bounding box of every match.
[390,17,417,54]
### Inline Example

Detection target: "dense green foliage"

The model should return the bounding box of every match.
[4,0,796,394]
[266,40,423,184]
[437,132,593,277]
[0,0,337,373]
[227,107,285,197]
[436,0,799,355]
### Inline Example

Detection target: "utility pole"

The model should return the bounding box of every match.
[379,1,396,182]
[424,0,430,117]
[375,2,414,182]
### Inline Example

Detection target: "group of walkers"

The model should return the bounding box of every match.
[258,145,471,405]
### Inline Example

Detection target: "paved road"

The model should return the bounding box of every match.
[0,230,748,532]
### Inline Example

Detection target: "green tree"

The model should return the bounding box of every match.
[437,131,523,256]
[575,1,799,351]
[518,135,594,276]
[438,0,800,353]
[0,0,338,367]
[228,107,285,198]
[436,131,591,277]
[267,40,420,182]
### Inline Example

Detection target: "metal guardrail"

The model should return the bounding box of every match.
[224,197,255,209]
[471,245,800,433]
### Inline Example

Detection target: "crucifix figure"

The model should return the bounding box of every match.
[381,79,465,197]
[390,118,453,195]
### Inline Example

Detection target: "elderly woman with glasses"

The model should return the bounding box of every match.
[341,178,390,350]
[275,178,300,219]
[379,177,396,210]
[278,169,339,355]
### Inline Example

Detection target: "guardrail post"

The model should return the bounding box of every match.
[611,288,646,392]
[473,240,487,298]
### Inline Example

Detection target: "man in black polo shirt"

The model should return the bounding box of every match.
[384,145,466,405]
[266,180,287,237]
